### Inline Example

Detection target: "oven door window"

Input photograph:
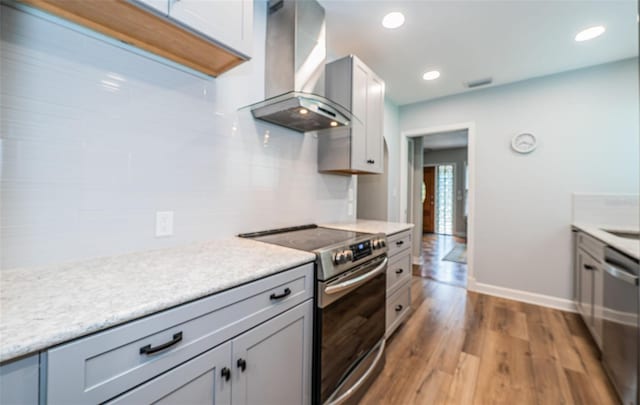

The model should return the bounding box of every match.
[319,268,385,404]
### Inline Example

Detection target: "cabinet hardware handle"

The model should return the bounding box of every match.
[366,159,375,164]
[395,269,404,274]
[270,287,291,300]
[237,358,247,372]
[396,241,404,246]
[395,305,403,312]
[583,264,596,271]
[139,332,183,355]
[221,367,231,381]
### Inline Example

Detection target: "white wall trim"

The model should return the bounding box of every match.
[471,281,578,313]
[400,122,476,289]
[412,255,424,266]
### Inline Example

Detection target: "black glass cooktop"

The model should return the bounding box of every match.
[239,224,369,252]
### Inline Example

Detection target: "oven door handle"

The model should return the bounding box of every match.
[326,339,386,405]
[324,257,388,295]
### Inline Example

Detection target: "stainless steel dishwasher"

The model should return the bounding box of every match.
[601,247,640,405]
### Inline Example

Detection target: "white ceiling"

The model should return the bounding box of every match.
[319,0,639,105]
[422,129,468,150]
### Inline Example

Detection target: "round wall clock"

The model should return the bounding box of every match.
[511,133,537,154]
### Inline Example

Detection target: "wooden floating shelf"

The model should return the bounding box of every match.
[19,0,247,77]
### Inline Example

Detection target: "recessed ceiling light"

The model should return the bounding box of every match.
[382,12,405,29]
[422,70,440,81]
[575,25,605,42]
[299,108,308,115]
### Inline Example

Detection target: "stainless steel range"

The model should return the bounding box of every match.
[239,224,388,405]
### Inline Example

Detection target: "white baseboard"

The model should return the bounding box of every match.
[469,281,577,313]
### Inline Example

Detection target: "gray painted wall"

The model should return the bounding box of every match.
[400,58,639,301]
[423,147,468,236]
[410,138,424,261]
[383,100,401,222]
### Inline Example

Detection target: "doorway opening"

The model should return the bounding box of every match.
[403,125,473,289]
[423,164,456,235]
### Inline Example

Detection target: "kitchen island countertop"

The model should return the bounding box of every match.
[0,238,315,363]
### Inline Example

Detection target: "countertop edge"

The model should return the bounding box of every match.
[572,223,639,260]
[0,249,315,364]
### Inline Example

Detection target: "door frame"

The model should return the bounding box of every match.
[400,122,476,290]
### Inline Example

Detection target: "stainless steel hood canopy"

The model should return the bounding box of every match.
[249,0,354,133]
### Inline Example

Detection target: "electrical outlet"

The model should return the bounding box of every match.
[155,211,174,237]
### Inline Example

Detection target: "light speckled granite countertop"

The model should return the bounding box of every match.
[322,219,414,236]
[572,223,639,259]
[0,238,315,363]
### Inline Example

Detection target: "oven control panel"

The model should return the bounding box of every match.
[332,237,387,265]
[350,240,372,262]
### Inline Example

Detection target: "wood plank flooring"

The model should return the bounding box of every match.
[416,234,467,287]
[359,277,620,405]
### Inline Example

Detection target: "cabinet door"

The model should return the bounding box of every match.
[232,300,313,405]
[350,59,369,172]
[169,0,253,57]
[577,249,595,326]
[133,0,169,15]
[365,73,384,174]
[0,355,39,405]
[108,342,231,405]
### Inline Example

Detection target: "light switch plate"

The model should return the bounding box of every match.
[155,211,174,237]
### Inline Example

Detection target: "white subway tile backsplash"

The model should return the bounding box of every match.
[0,3,354,269]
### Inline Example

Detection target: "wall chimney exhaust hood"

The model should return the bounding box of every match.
[248,0,355,133]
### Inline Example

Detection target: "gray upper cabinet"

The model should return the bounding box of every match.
[319,55,385,175]
[0,355,40,405]
[232,300,313,405]
[133,0,169,15]
[168,0,253,58]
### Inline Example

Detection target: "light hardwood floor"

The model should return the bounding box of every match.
[359,277,620,405]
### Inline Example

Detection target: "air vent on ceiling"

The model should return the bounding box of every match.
[465,77,493,88]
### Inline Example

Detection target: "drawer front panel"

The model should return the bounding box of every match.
[386,253,411,294]
[47,263,313,404]
[577,232,605,263]
[386,283,411,337]
[388,231,411,257]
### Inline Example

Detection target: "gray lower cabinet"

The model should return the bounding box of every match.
[0,354,40,405]
[108,342,232,405]
[385,230,412,337]
[41,263,313,404]
[232,300,312,405]
[574,230,605,349]
[109,300,312,405]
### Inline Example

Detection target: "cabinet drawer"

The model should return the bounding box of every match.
[388,231,411,257]
[387,253,411,294]
[386,283,411,337]
[47,263,313,404]
[577,232,605,263]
